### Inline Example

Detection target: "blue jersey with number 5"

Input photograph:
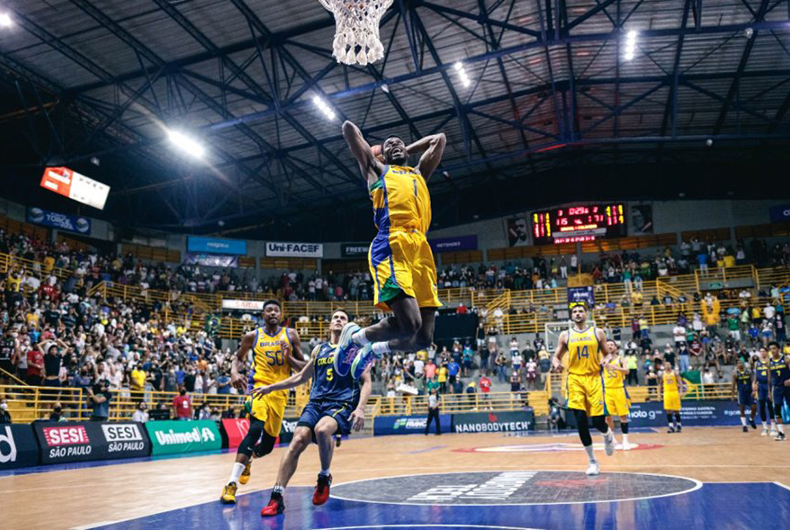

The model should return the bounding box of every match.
[311,342,359,404]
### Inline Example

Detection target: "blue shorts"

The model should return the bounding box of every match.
[758,384,770,401]
[773,386,790,408]
[738,388,754,407]
[297,400,353,441]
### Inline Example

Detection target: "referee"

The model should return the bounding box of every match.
[425,387,441,436]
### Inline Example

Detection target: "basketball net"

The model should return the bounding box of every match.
[318,0,393,65]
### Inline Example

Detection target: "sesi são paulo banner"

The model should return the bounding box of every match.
[32,422,150,464]
[146,420,222,455]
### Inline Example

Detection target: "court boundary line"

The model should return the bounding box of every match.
[330,469,703,507]
[774,481,790,492]
[312,525,542,530]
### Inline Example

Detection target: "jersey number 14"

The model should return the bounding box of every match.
[577,345,589,360]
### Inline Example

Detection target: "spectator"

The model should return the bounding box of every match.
[510,370,521,392]
[447,358,460,389]
[49,402,66,422]
[525,358,538,389]
[495,351,508,383]
[479,372,492,410]
[132,401,149,423]
[437,363,448,394]
[424,388,441,435]
[172,388,192,420]
[0,398,11,423]
[87,380,112,422]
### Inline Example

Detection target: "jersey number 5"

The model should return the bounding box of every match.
[266,350,285,366]
[326,368,334,381]
[577,345,589,360]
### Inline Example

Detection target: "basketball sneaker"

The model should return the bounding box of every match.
[220,482,238,504]
[603,431,615,456]
[335,435,342,447]
[761,427,768,436]
[775,431,786,442]
[667,426,676,434]
[742,426,749,433]
[676,425,682,433]
[313,473,333,505]
[334,322,362,377]
[351,343,375,379]
[239,460,252,485]
[260,491,285,517]
[770,427,777,437]
[750,419,757,429]
[586,461,600,476]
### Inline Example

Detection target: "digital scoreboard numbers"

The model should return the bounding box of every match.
[531,203,625,245]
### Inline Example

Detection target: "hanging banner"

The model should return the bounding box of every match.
[40,167,110,210]
[506,217,530,247]
[567,286,595,309]
[266,241,323,258]
[221,300,265,311]
[341,243,370,258]
[769,204,790,223]
[187,236,247,255]
[631,204,654,234]
[184,253,239,268]
[429,235,478,253]
[27,207,91,235]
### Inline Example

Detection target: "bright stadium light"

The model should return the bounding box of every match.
[312,95,336,120]
[0,13,13,27]
[624,30,638,61]
[454,62,471,88]
[167,129,205,159]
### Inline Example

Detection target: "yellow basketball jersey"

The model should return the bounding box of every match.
[663,371,679,393]
[604,357,625,389]
[370,165,431,234]
[250,327,292,387]
[567,326,601,375]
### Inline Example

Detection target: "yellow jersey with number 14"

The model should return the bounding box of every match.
[249,327,292,390]
[567,326,601,375]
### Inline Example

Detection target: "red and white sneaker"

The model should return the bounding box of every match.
[260,492,285,517]
[312,473,332,506]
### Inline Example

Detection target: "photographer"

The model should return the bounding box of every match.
[87,379,112,422]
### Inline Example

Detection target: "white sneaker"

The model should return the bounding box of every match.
[586,461,600,475]
[770,428,778,437]
[761,428,768,437]
[622,442,636,451]
[603,432,615,457]
[615,443,623,451]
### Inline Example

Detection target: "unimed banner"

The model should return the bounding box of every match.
[452,410,535,433]
[146,420,222,455]
[0,424,39,469]
[374,414,452,436]
[33,422,150,465]
[627,400,741,427]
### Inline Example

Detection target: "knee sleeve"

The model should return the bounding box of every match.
[253,432,277,458]
[573,409,593,446]
[621,422,629,434]
[591,415,608,434]
[238,418,265,457]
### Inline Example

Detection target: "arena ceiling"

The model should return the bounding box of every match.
[1,0,789,241]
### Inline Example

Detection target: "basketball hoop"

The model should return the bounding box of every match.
[318,0,393,66]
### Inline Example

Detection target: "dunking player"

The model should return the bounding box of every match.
[731,359,757,432]
[753,346,777,436]
[552,303,615,475]
[603,339,634,450]
[253,309,373,516]
[334,121,446,379]
[767,341,790,441]
[662,361,684,434]
[220,300,304,504]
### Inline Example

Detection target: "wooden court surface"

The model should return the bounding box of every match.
[2,427,788,529]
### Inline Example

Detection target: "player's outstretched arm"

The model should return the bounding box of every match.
[350,364,374,431]
[251,346,318,398]
[342,120,385,183]
[407,133,446,180]
[231,330,256,391]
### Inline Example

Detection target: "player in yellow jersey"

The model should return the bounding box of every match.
[220,300,305,504]
[662,361,684,433]
[603,339,634,450]
[552,303,615,475]
[336,120,446,380]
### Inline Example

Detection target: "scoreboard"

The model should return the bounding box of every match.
[531,203,626,245]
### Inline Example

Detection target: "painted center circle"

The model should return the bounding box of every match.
[331,471,700,505]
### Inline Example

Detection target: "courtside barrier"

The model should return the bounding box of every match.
[0,424,39,469]
[33,422,150,465]
[374,413,452,436]
[452,410,535,434]
[146,420,222,455]
[221,417,300,448]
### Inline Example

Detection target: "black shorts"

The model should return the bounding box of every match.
[297,400,353,442]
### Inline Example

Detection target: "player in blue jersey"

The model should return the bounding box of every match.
[252,309,373,517]
[731,359,757,432]
[752,346,777,436]
[767,341,790,441]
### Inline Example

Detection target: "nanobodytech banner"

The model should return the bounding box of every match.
[452,410,535,433]
[0,424,39,469]
[374,414,452,436]
[145,420,222,455]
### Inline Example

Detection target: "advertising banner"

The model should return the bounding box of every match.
[627,400,741,428]
[374,414,452,436]
[146,420,222,456]
[567,286,594,309]
[221,300,265,312]
[184,253,239,268]
[40,166,110,210]
[429,235,478,253]
[222,417,300,448]
[769,204,790,224]
[187,236,247,256]
[341,243,369,258]
[0,424,40,470]
[27,207,91,235]
[452,410,535,434]
[33,422,150,465]
[265,241,323,258]
[506,217,530,247]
